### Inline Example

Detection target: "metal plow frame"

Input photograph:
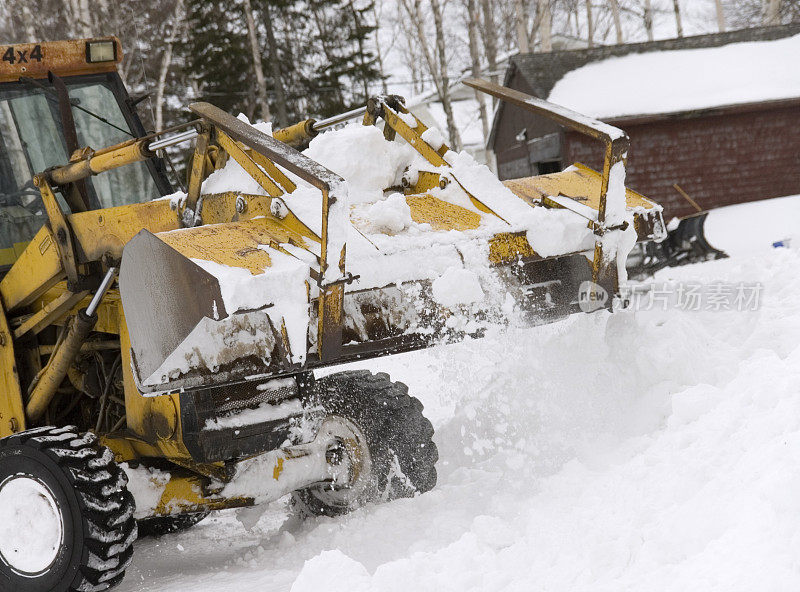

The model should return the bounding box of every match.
[463,78,632,292]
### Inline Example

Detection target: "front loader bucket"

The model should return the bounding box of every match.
[119,229,229,390]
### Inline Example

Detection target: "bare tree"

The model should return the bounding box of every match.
[394,4,424,95]
[673,0,683,37]
[480,0,499,83]
[715,0,727,31]
[154,0,184,131]
[263,2,289,128]
[764,0,781,24]
[372,2,390,95]
[515,0,530,53]
[643,0,654,41]
[430,0,462,150]
[68,0,92,37]
[398,0,462,149]
[18,2,37,41]
[466,0,489,140]
[610,0,624,43]
[539,0,552,52]
[242,0,271,122]
[585,0,594,47]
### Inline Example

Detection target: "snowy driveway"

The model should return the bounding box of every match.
[119,240,800,592]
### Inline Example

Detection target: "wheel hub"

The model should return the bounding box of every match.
[0,474,64,574]
[311,415,373,508]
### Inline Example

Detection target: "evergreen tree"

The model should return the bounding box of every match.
[307,0,383,117]
[180,0,255,118]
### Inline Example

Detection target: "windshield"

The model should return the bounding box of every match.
[0,76,163,267]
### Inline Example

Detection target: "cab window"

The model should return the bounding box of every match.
[0,76,165,268]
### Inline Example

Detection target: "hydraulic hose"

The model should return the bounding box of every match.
[25,267,117,422]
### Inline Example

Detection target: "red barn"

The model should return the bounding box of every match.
[489,24,800,219]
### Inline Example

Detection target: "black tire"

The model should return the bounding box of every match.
[292,371,437,517]
[137,512,209,538]
[0,426,137,592]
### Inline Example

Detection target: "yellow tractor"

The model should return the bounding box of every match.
[0,37,665,591]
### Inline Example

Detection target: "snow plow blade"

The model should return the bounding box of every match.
[119,229,228,392]
[119,227,284,393]
[627,211,727,278]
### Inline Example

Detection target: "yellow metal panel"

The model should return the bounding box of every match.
[68,199,180,262]
[202,192,321,245]
[67,192,321,265]
[0,240,32,268]
[488,232,538,265]
[0,226,64,312]
[119,311,189,458]
[405,194,481,231]
[503,163,659,212]
[158,222,274,274]
[0,303,25,438]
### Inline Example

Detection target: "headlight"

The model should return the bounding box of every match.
[86,41,116,63]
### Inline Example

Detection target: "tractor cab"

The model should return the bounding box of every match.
[0,37,171,269]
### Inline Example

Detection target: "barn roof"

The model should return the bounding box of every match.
[549,33,800,119]
[489,23,800,149]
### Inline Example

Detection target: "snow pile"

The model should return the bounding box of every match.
[549,33,800,119]
[431,267,484,307]
[360,192,413,235]
[199,116,610,274]
[122,465,171,519]
[420,127,446,151]
[192,247,311,364]
[304,124,416,204]
[703,194,800,257]
[524,207,595,257]
[142,311,277,387]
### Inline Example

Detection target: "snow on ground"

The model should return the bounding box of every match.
[704,194,800,257]
[118,197,800,591]
[548,33,800,119]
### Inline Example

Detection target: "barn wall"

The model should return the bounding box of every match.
[563,104,800,219]
[492,69,564,179]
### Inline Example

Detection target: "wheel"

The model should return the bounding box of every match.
[292,371,438,517]
[137,511,209,537]
[0,426,137,592]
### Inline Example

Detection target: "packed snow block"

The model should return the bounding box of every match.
[120,229,227,390]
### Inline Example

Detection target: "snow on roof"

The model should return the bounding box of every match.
[547,33,800,120]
